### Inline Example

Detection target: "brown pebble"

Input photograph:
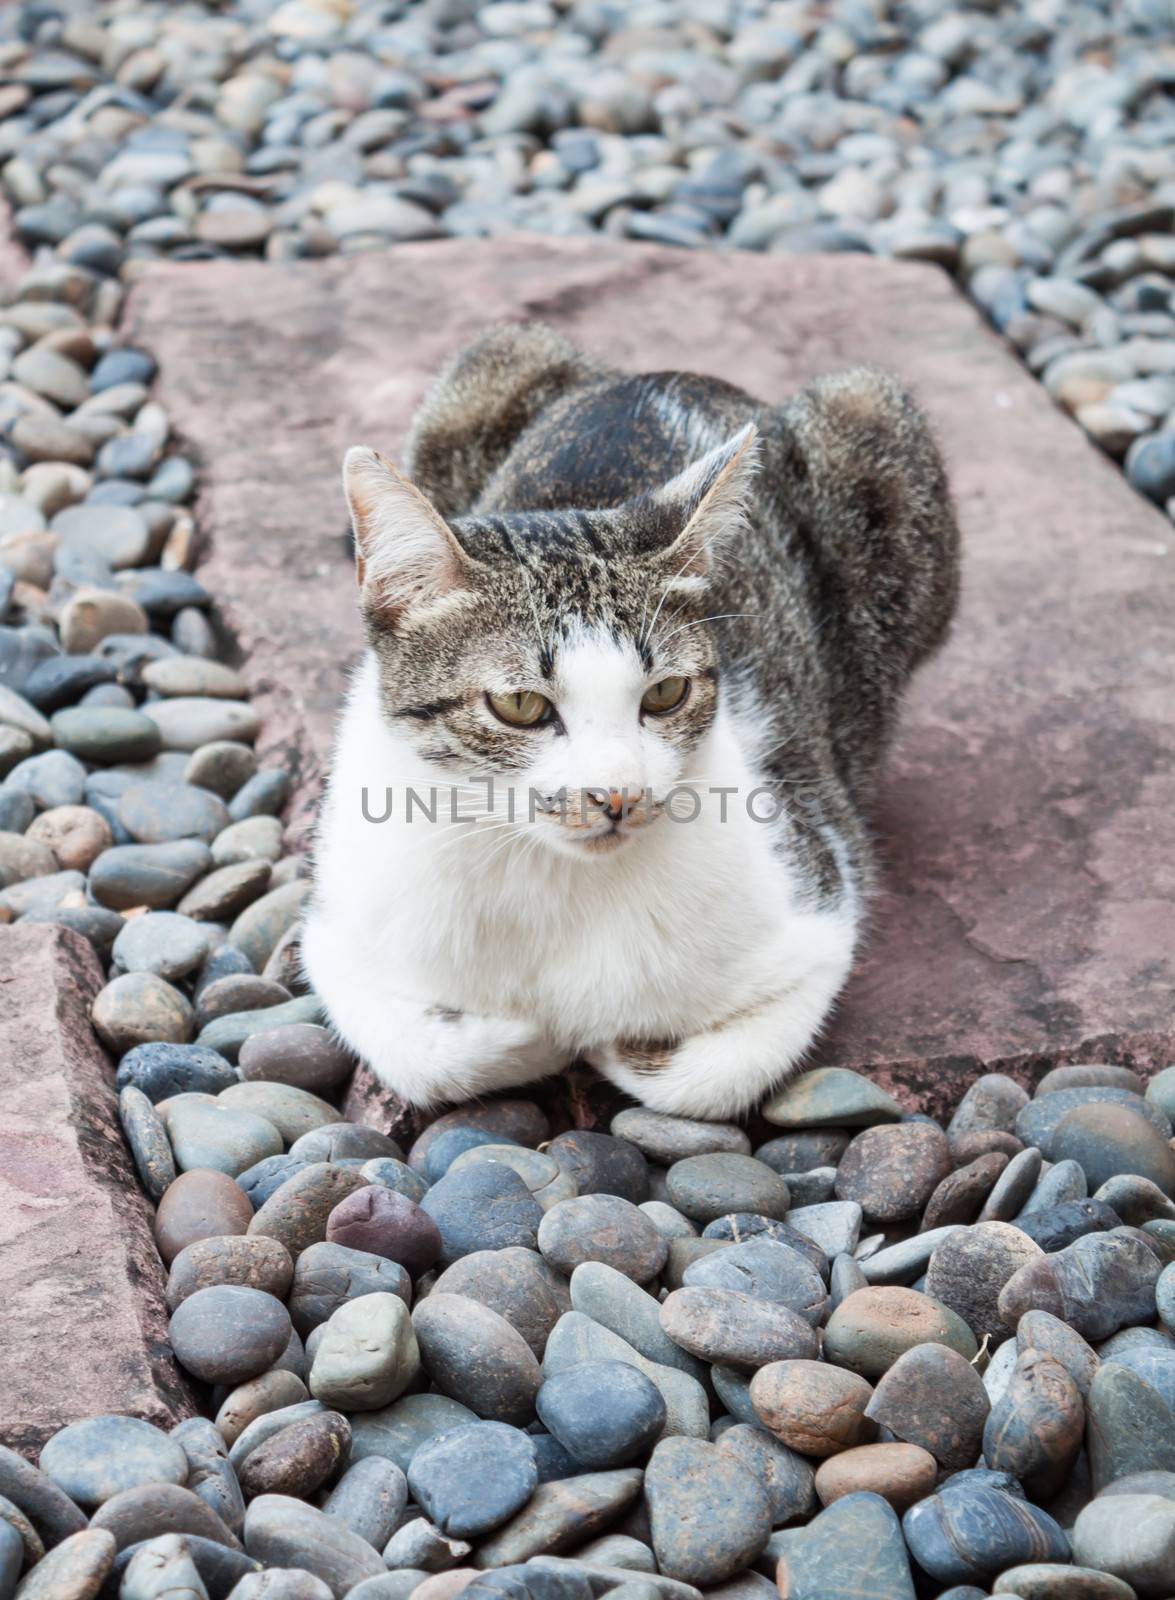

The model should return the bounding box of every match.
[237,1412,351,1501]
[155,1168,254,1266]
[89,1482,241,1553]
[949,1130,1025,1164]
[865,1343,991,1471]
[924,1221,1044,1345]
[325,1185,442,1279]
[748,1360,876,1457]
[982,1349,1084,1500]
[835,1123,952,1223]
[814,1441,938,1511]
[12,1527,114,1597]
[215,1370,310,1448]
[248,1163,369,1259]
[166,1234,294,1311]
[238,1024,356,1092]
[921,1152,1009,1230]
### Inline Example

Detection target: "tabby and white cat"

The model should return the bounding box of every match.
[302,324,958,1119]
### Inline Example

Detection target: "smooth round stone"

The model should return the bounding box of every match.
[1016,1089,1171,1157]
[184,739,258,800]
[783,1200,862,1259]
[10,1527,116,1598]
[228,880,309,971]
[117,780,230,846]
[238,1024,355,1092]
[775,1489,915,1600]
[289,1124,400,1164]
[90,840,212,911]
[546,1130,649,1203]
[1051,1102,1175,1196]
[380,1515,470,1572]
[117,1041,236,1102]
[219,1081,337,1145]
[983,1350,1084,1500]
[155,1168,254,1265]
[198,975,290,1027]
[448,1144,575,1211]
[763,1068,902,1129]
[903,1480,1070,1588]
[417,1127,515,1184]
[237,1412,352,1502]
[421,1164,543,1266]
[50,706,161,767]
[749,1360,876,1457]
[922,1153,1009,1229]
[814,1442,937,1513]
[249,1163,370,1259]
[536,1361,666,1469]
[6,749,87,809]
[1096,1175,1175,1227]
[542,1310,708,1440]
[1085,1358,1175,1492]
[645,1436,771,1585]
[244,1496,385,1592]
[199,992,323,1064]
[143,697,260,751]
[112,911,209,982]
[120,1535,223,1600]
[408,1101,548,1173]
[360,1158,429,1206]
[289,1241,410,1338]
[180,863,274,924]
[92,972,193,1054]
[659,1286,818,1369]
[227,769,289,821]
[310,1293,419,1411]
[1016,1198,1121,1253]
[40,1418,187,1511]
[702,1219,829,1281]
[757,1132,853,1175]
[1039,1065,1145,1097]
[948,1075,1030,1137]
[212,816,283,867]
[715,1423,815,1525]
[166,1234,293,1311]
[237,1155,312,1214]
[1073,1494,1175,1593]
[992,1566,1135,1599]
[640,1203,696,1241]
[823,1285,978,1377]
[347,1393,479,1475]
[412,1293,542,1427]
[998,1233,1161,1341]
[322,1457,408,1552]
[433,1249,566,1361]
[978,1146,1046,1221]
[1017,1310,1100,1397]
[325,1186,442,1279]
[682,1237,828,1325]
[52,503,150,568]
[169,1285,292,1385]
[142,657,247,699]
[1019,1157,1089,1215]
[865,1345,991,1472]
[26,804,112,872]
[408,1422,537,1538]
[665,1153,791,1225]
[165,1099,282,1177]
[835,1123,953,1223]
[537,1195,667,1284]
[215,1374,311,1451]
[611,1109,750,1165]
[924,1222,1045,1344]
[118,1085,176,1202]
[87,1480,240,1554]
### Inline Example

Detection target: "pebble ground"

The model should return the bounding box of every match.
[0,2,1174,1599]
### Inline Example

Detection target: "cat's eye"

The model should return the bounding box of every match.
[487,689,553,727]
[641,676,690,716]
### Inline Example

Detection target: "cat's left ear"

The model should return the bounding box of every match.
[650,422,760,580]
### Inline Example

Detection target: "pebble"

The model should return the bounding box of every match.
[118,1085,176,1201]
[813,1443,938,1513]
[117,1041,236,1101]
[165,1098,283,1177]
[536,1361,666,1468]
[983,1349,1084,1500]
[903,1476,1070,1588]
[665,1154,791,1224]
[748,1360,876,1457]
[822,1285,978,1376]
[165,1234,293,1311]
[325,1185,442,1279]
[171,1416,246,1533]
[239,1024,354,1092]
[546,1131,649,1203]
[1051,1102,1175,1195]
[39,1417,188,1510]
[610,1110,750,1164]
[433,1248,566,1360]
[90,840,212,911]
[774,1490,916,1600]
[168,1285,292,1385]
[998,1232,1161,1340]
[537,1195,667,1284]
[473,1470,644,1567]
[1016,1089,1171,1157]
[155,1167,255,1265]
[321,1456,407,1551]
[1072,1494,1175,1595]
[659,1287,819,1369]
[865,1344,991,1471]
[219,1082,336,1144]
[412,1293,543,1426]
[762,1068,902,1128]
[237,1412,351,1501]
[924,1222,1045,1344]
[249,1162,370,1259]
[408,1423,537,1538]
[290,1242,411,1337]
[835,1122,952,1222]
[421,1164,544,1265]
[112,911,209,982]
[644,1436,770,1585]
[682,1237,827,1326]
[243,1496,385,1593]
[92,971,193,1054]
[309,1293,419,1411]
[10,1528,116,1598]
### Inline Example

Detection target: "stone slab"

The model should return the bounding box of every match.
[0,924,198,1455]
[125,238,1175,1114]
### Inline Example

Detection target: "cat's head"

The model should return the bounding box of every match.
[343,425,758,859]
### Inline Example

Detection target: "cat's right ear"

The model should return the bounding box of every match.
[343,447,474,627]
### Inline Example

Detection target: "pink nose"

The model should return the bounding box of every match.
[588,787,645,822]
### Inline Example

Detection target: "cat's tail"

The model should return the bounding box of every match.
[403,322,601,520]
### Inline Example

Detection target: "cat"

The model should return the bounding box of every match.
[301,322,959,1120]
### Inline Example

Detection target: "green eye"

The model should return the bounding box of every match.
[487,689,553,727]
[641,676,690,715]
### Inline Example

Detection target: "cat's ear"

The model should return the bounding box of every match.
[343,446,474,626]
[650,422,760,580]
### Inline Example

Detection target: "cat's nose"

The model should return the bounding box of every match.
[587,787,645,822]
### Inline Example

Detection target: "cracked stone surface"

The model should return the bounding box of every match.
[126,237,1175,1112]
[0,924,199,1455]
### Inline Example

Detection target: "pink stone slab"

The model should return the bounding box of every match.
[125,238,1175,1114]
[0,924,198,1454]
